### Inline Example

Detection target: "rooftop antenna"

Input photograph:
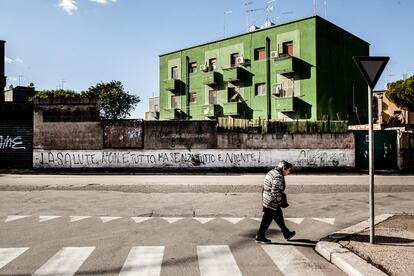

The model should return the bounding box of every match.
[244,1,254,31]
[265,0,275,22]
[313,0,316,15]
[61,79,66,90]
[18,75,24,86]
[223,10,232,38]
[324,0,327,19]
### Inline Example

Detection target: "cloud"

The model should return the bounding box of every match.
[88,0,117,4]
[5,56,13,64]
[58,0,78,15]
[15,58,23,63]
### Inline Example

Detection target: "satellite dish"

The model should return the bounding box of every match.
[29,82,34,87]
[9,84,13,89]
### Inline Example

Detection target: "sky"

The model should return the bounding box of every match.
[1,0,413,118]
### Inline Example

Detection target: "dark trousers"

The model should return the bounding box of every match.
[257,206,290,238]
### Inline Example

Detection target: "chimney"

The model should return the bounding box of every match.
[0,40,5,103]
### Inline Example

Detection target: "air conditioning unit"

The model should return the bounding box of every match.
[236,56,244,65]
[270,51,279,59]
[200,64,208,72]
[271,84,283,96]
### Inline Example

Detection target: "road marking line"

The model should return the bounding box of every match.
[32,246,95,276]
[0,248,29,269]
[4,215,31,223]
[119,246,164,276]
[312,218,335,225]
[100,216,122,223]
[197,245,242,276]
[131,217,151,223]
[69,216,91,222]
[286,218,304,224]
[262,244,324,276]
[39,216,61,223]
[194,218,214,224]
[249,217,261,222]
[162,217,183,224]
[222,217,244,224]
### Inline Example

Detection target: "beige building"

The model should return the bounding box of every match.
[374,90,414,125]
[144,96,159,120]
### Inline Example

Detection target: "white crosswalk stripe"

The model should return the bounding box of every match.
[162,217,183,224]
[32,246,95,276]
[194,217,215,224]
[131,217,151,223]
[69,216,91,222]
[0,247,29,269]
[100,216,122,223]
[119,246,165,276]
[262,244,325,276]
[197,245,242,276]
[39,215,61,223]
[222,217,244,224]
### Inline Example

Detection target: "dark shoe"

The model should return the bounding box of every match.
[255,236,271,243]
[284,231,296,240]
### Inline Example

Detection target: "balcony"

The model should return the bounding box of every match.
[223,66,243,82]
[202,71,221,86]
[202,104,221,118]
[163,108,182,120]
[223,102,242,116]
[274,55,298,75]
[163,78,181,92]
[275,96,297,112]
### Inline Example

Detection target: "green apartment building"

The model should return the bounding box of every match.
[159,16,369,122]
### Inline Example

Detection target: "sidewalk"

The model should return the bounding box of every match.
[316,213,414,276]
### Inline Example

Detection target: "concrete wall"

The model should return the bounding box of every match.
[33,99,103,150]
[397,131,414,171]
[217,132,354,149]
[144,120,217,149]
[104,120,143,148]
[33,148,354,170]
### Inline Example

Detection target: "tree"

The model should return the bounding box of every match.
[385,75,414,111]
[83,80,140,120]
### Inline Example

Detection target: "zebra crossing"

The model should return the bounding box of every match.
[0,244,328,276]
[3,215,336,225]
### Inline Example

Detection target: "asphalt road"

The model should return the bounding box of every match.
[0,174,413,275]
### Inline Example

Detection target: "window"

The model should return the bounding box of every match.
[208,90,217,104]
[280,74,294,97]
[189,62,197,73]
[255,83,266,96]
[283,41,293,56]
[230,53,239,67]
[190,92,197,103]
[254,47,265,60]
[171,66,178,79]
[171,95,179,108]
[209,58,217,71]
[228,87,239,102]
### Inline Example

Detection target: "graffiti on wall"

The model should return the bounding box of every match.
[0,135,26,150]
[33,149,354,169]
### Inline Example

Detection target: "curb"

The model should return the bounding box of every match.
[315,214,394,276]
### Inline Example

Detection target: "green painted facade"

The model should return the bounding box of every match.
[159,16,369,122]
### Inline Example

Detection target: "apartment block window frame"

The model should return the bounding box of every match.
[254,47,266,61]
[255,83,266,96]
[280,73,295,97]
[171,66,178,79]
[208,89,218,104]
[227,87,240,103]
[282,41,294,56]
[171,95,180,108]
[189,62,197,73]
[230,53,239,67]
[209,58,217,71]
[189,92,197,104]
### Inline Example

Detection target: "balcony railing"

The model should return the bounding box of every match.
[163,78,181,91]
[274,55,298,75]
[223,102,242,116]
[202,104,221,118]
[202,71,221,86]
[275,96,297,112]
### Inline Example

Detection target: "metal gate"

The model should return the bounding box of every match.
[0,103,33,169]
[354,130,397,170]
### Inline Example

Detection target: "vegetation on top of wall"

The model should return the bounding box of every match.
[386,75,414,111]
[30,81,141,120]
[217,117,348,134]
[30,89,82,100]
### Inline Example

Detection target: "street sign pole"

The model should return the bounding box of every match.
[368,85,375,243]
[353,56,389,244]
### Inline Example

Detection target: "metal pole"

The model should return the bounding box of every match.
[368,85,375,244]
